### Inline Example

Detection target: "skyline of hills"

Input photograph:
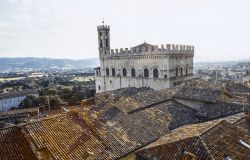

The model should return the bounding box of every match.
[0,57,249,73]
[0,57,99,72]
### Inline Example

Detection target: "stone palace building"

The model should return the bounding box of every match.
[95,24,194,93]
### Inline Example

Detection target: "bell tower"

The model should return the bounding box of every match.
[97,23,110,55]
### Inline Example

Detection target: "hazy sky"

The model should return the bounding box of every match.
[0,0,250,61]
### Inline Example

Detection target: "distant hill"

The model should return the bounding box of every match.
[0,57,99,72]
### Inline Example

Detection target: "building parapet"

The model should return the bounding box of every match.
[103,44,194,56]
[97,25,110,30]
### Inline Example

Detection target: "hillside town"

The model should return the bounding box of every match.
[0,70,95,128]
[0,24,249,160]
[195,61,250,85]
[0,0,250,159]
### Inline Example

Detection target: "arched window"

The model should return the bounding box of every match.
[186,66,188,75]
[131,68,136,77]
[153,68,159,78]
[181,67,184,76]
[122,68,127,76]
[176,67,178,77]
[144,68,149,78]
[112,68,115,76]
[106,68,109,76]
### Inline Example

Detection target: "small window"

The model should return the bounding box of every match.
[131,68,136,77]
[110,80,112,84]
[105,39,109,48]
[181,67,184,76]
[112,68,116,76]
[176,68,178,77]
[106,68,109,76]
[123,68,127,76]
[153,68,159,78]
[98,85,101,90]
[186,67,188,75]
[144,68,149,78]
[164,75,167,78]
[100,41,103,48]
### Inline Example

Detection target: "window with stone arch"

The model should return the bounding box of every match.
[176,67,179,77]
[112,68,116,76]
[181,67,184,76]
[122,68,127,76]
[144,68,149,78]
[106,68,109,76]
[153,68,159,78]
[131,68,136,77]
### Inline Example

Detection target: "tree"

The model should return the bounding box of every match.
[49,95,62,110]
[39,96,49,106]
[19,96,40,108]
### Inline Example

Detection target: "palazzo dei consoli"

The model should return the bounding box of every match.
[95,24,194,93]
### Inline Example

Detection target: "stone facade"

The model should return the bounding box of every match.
[95,24,194,93]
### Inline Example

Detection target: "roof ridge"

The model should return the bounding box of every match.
[0,122,28,131]
[171,99,198,111]
[198,120,226,137]
[21,110,77,127]
[127,98,171,114]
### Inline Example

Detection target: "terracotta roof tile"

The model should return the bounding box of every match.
[0,127,36,160]
[174,86,222,103]
[136,120,250,160]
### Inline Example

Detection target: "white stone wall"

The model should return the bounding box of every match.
[95,49,194,93]
[102,56,168,78]
[0,93,39,111]
[96,76,171,92]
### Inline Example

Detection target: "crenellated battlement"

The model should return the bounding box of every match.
[102,44,194,56]
[97,25,110,30]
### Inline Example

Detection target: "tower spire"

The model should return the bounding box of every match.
[97,23,110,54]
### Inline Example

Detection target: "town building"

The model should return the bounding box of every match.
[95,24,194,93]
[0,89,38,111]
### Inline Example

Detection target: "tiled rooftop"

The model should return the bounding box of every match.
[196,101,249,120]
[0,127,36,160]
[136,120,250,160]
[225,81,250,95]
[0,79,249,159]
[174,86,222,103]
